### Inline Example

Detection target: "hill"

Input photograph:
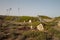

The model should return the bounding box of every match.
[0,15,60,40]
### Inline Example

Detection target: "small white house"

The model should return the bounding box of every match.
[37,24,44,31]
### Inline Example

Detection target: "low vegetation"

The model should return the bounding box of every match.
[0,15,60,40]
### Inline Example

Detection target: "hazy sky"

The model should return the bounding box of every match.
[0,0,60,17]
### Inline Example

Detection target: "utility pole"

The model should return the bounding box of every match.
[18,8,20,16]
[6,9,9,16]
[9,8,12,16]
[6,8,12,16]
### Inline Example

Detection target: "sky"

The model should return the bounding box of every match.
[0,0,60,17]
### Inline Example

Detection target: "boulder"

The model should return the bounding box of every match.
[37,24,44,31]
[57,21,60,27]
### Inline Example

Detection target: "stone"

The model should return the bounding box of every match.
[37,24,44,31]
[57,21,60,27]
[30,25,33,29]
[29,20,32,23]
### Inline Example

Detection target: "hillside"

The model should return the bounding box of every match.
[0,15,60,40]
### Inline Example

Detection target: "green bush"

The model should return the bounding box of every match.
[32,21,40,26]
[22,30,47,40]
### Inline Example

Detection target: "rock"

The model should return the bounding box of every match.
[37,24,44,31]
[57,21,60,27]
[29,20,32,23]
[30,25,33,29]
